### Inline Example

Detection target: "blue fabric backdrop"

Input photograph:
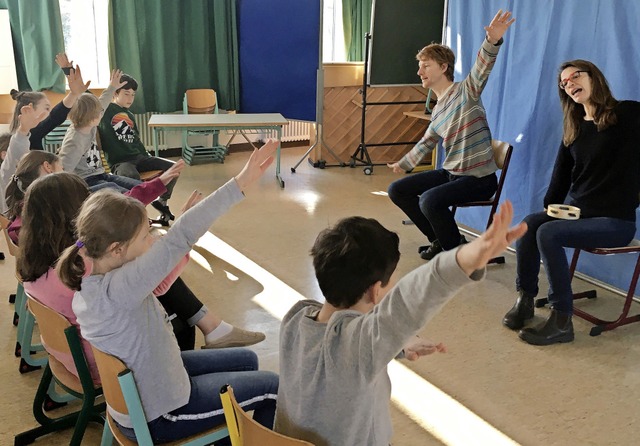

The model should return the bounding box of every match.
[448,0,640,291]
[237,0,320,121]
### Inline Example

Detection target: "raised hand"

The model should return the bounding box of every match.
[456,200,527,275]
[109,69,127,90]
[403,336,447,361]
[234,139,278,192]
[55,53,73,70]
[484,10,515,45]
[67,65,91,95]
[180,190,204,214]
[158,159,186,186]
[17,105,47,134]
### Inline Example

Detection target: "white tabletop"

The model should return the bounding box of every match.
[148,113,288,127]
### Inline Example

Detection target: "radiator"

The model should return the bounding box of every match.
[134,112,166,150]
[133,113,312,151]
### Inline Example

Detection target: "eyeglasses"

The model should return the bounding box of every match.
[558,71,588,90]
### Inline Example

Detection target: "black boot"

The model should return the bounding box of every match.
[518,309,574,345]
[420,239,443,260]
[502,290,535,330]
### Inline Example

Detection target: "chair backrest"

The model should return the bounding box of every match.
[43,120,72,154]
[27,294,97,394]
[184,89,218,114]
[491,139,513,198]
[0,213,19,257]
[220,384,313,446]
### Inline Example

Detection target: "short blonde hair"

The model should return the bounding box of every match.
[416,44,455,82]
[68,93,102,128]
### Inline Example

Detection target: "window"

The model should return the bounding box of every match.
[323,0,347,62]
[59,0,110,87]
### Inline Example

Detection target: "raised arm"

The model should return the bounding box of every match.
[344,201,526,378]
[99,69,126,111]
[105,141,278,307]
[463,10,515,99]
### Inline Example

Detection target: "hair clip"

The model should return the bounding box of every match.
[75,240,85,249]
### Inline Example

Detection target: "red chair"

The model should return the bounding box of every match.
[536,241,640,336]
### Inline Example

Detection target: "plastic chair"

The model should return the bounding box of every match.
[535,240,640,336]
[0,214,47,372]
[182,88,226,165]
[42,120,72,154]
[14,296,106,446]
[220,384,313,446]
[452,139,514,264]
[91,346,229,445]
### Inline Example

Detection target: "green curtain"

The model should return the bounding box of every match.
[342,0,372,62]
[108,0,239,114]
[5,0,66,92]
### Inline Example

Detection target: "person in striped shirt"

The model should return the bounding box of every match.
[388,10,515,261]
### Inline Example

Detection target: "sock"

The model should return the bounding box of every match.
[204,321,233,343]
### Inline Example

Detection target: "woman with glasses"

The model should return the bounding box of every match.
[503,60,640,345]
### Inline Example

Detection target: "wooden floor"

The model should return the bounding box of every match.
[2,146,640,445]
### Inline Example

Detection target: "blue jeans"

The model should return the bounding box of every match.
[117,348,278,443]
[85,173,142,193]
[388,168,497,249]
[516,212,636,314]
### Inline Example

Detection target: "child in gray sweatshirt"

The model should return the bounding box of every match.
[57,140,280,443]
[275,202,527,446]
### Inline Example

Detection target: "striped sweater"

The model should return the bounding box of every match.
[398,37,502,177]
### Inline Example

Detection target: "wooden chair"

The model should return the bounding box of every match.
[91,346,229,445]
[535,240,640,336]
[452,139,514,264]
[181,88,226,165]
[220,384,313,446]
[0,214,47,372]
[15,296,106,446]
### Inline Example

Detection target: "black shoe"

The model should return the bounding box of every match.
[502,290,535,330]
[518,309,574,345]
[420,239,443,260]
[151,201,175,221]
[150,213,171,227]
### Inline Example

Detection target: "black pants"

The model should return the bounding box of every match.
[156,277,206,351]
[111,154,176,201]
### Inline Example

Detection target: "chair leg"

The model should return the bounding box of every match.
[19,311,47,369]
[100,420,115,446]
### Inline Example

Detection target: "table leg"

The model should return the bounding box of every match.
[276,127,284,188]
[153,128,159,157]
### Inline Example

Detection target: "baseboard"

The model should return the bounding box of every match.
[155,140,310,158]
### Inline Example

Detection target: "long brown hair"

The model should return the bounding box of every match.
[5,151,59,220]
[558,60,618,146]
[17,173,90,282]
[9,89,47,133]
[57,189,147,291]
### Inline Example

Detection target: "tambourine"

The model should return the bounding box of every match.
[546,204,581,220]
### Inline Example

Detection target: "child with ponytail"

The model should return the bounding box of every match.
[56,140,280,442]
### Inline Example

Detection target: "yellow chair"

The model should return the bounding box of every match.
[91,346,228,445]
[15,296,106,446]
[220,384,313,446]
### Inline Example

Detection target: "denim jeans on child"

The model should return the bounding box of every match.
[388,168,497,249]
[516,212,636,314]
[84,172,142,193]
[117,348,278,443]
